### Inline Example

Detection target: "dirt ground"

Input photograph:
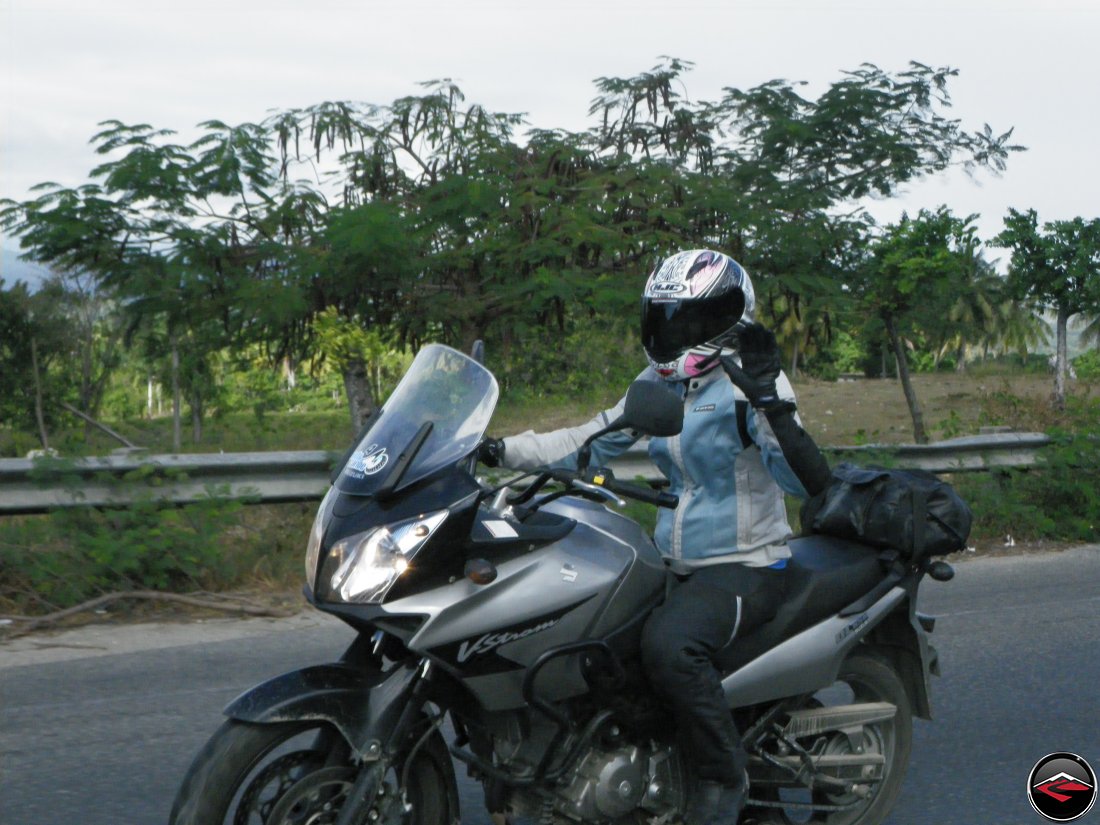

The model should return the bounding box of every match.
[784,371,1086,446]
[497,371,1095,447]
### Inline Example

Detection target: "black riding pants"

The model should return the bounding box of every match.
[639,562,786,784]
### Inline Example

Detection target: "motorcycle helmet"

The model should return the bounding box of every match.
[641,249,755,381]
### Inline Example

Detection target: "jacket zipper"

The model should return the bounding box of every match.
[669,383,696,559]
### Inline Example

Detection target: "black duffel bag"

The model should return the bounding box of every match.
[801,463,972,561]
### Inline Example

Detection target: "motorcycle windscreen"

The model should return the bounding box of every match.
[335,344,499,496]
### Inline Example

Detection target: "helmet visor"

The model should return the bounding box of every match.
[641,291,746,363]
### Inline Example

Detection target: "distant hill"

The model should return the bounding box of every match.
[0,245,49,291]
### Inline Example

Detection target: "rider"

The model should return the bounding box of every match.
[479,249,831,825]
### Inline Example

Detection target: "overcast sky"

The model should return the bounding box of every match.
[2,0,1097,283]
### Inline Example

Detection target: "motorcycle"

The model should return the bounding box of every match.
[171,343,954,825]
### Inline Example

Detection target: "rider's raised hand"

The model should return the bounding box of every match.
[718,323,783,409]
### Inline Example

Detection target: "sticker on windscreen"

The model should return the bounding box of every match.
[346,444,389,478]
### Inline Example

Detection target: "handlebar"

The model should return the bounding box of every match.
[600,475,679,509]
[546,467,679,509]
[501,467,678,511]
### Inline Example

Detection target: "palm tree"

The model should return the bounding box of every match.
[933,254,1047,369]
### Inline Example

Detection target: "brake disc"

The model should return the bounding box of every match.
[236,750,327,825]
[265,765,357,825]
[817,726,885,806]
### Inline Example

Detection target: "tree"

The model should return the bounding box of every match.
[311,308,409,430]
[2,59,1023,427]
[856,208,985,443]
[40,268,125,436]
[587,59,1022,374]
[995,209,1100,408]
[932,257,1046,369]
[0,282,38,437]
[0,279,71,449]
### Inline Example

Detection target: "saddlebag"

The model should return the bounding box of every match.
[801,463,972,561]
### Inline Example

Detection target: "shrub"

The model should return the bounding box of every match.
[0,495,242,610]
[492,316,644,403]
[1073,349,1100,380]
[955,395,1100,542]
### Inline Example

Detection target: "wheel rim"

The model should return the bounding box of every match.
[266,766,357,825]
[235,749,328,825]
[223,725,450,825]
[753,667,902,825]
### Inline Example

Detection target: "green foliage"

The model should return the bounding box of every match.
[0,58,1024,441]
[853,207,989,441]
[829,331,867,375]
[934,409,966,439]
[312,308,411,398]
[492,315,645,402]
[996,210,1100,316]
[1072,349,1100,380]
[0,495,244,609]
[0,500,315,613]
[0,279,73,435]
[908,350,957,373]
[955,392,1100,542]
[956,432,1100,542]
[995,210,1100,406]
[966,352,1050,376]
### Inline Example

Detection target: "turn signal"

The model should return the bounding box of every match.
[928,561,955,582]
[464,558,498,585]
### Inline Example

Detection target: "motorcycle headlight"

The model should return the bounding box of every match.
[305,487,336,593]
[327,510,448,604]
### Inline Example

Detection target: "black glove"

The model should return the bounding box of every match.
[477,437,505,468]
[718,323,785,409]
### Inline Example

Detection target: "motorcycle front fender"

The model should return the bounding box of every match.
[224,660,420,761]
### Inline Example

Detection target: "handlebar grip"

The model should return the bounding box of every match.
[606,478,679,509]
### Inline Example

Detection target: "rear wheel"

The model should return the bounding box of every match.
[748,651,912,825]
[170,719,457,825]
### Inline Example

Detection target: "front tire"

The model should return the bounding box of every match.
[170,719,458,825]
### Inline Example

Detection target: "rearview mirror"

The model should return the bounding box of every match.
[576,380,683,473]
[622,380,683,437]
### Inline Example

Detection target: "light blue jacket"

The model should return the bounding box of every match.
[502,365,809,569]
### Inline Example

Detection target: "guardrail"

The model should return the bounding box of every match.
[0,432,1054,516]
[0,451,336,516]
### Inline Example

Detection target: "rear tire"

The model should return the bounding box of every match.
[749,650,913,825]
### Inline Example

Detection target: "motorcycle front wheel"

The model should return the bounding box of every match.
[169,719,457,825]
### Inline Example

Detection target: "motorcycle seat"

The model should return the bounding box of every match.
[716,535,886,675]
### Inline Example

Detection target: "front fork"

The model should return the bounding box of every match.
[334,659,437,825]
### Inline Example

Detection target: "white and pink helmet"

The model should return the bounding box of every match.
[641,249,755,382]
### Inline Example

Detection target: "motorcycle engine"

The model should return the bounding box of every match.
[558,740,683,821]
[489,712,685,822]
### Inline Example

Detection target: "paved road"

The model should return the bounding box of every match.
[2,546,1099,825]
